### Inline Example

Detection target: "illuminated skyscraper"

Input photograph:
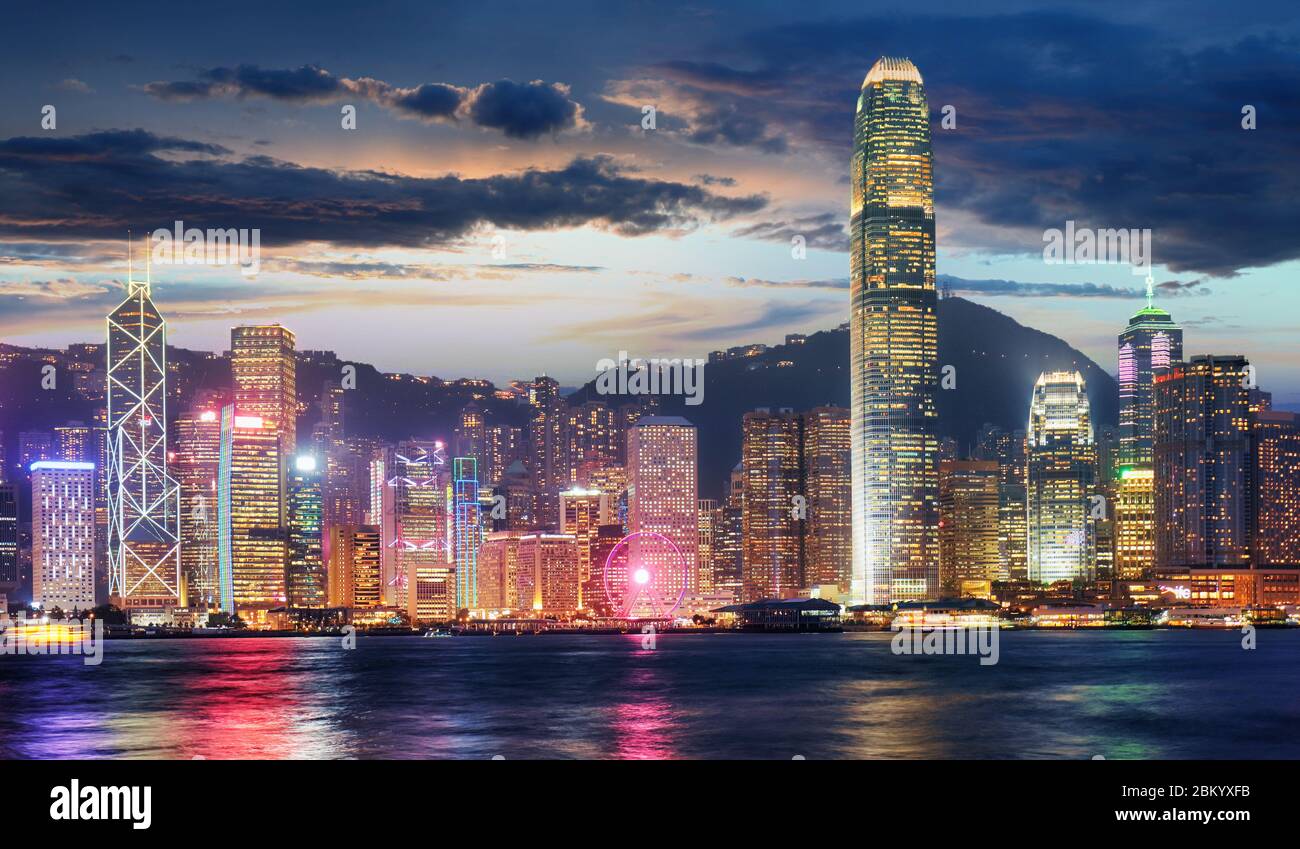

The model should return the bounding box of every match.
[453,403,486,470]
[1118,276,1182,467]
[484,423,524,489]
[217,407,286,620]
[453,457,481,610]
[287,455,325,608]
[696,499,717,593]
[31,461,96,613]
[802,406,852,593]
[174,406,222,607]
[231,325,297,457]
[1114,467,1155,579]
[478,530,523,610]
[1026,371,1096,584]
[562,401,619,487]
[741,409,804,601]
[850,56,939,605]
[515,532,579,614]
[373,441,453,622]
[627,416,698,599]
[106,262,182,616]
[1153,356,1251,568]
[326,523,381,608]
[976,425,1028,581]
[559,486,610,607]
[938,460,1001,593]
[0,483,17,596]
[53,423,93,463]
[529,376,564,522]
[1252,411,1300,565]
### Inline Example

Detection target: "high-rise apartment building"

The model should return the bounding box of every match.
[559,487,610,608]
[802,406,851,593]
[976,425,1028,581]
[1252,410,1300,566]
[740,409,804,601]
[478,530,524,610]
[0,482,17,596]
[515,532,579,614]
[1154,356,1252,568]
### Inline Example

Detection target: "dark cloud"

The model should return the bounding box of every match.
[0,130,765,249]
[693,174,737,186]
[142,66,584,138]
[465,80,583,139]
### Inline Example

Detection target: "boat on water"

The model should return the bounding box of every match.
[422,629,454,638]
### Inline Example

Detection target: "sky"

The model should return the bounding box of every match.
[2,0,1298,405]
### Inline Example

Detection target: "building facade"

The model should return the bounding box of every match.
[849,56,940,605]
[1026,371,1096,584]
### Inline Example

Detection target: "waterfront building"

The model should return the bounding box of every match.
[372,442,453,622]
[849,56,940,605]
[217,407,286,621]
[1252,410,1300,565]
[231,324,297,457]
[938,460,1001,593]
[1026,371,1096,584]
[326,523,382,609]
[802,406,852,593]
[1153,356,1251,569]
[1114,467,1155,579]
[287,455,325,608]
[515,532,580,614]
[106,262,182,617]
[627,416,698,597]
[31,461,96,612]
[173,405,222,607]
[740,409,804,601]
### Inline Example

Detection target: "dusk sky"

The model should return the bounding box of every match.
[3,0,1297,405]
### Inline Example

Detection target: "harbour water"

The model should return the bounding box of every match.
[1,630,1296,759]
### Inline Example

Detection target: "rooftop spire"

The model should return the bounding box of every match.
[126,230,149,299]
[1145,272,1154,310]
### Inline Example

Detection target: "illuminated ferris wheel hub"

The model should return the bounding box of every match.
[601,531,687,620]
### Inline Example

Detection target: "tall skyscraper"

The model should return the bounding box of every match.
[0,482,17,596]
[1026,371,1096,584]
[53,423,94,463]
[802,406,852,593]
[1114,467,1155,579]
[373,442,453,622]
[453,457,481,610]
[696,499,717,593]
[287,455,325,608]
[976,425,1028,581]
[850,56,939,605]
[740,409,804,601]
[529,376,564,523]
[1118,276,1183,467]
[31,461,96,613]
[562,401,619,487]
[710,465,744,602]
[217,407,286,620]
[174,406,222,608]
[627,416,699,600]
[453,403,486,471]
[559,486,610,607]
[231,325,297,457]
[1153,356,1252,569]
[1252,410,1300,566]
[478,530,524,610]
[106,263,182,617]
[938,459,1001,593]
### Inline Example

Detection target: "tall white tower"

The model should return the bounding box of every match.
[106,241,182,617]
